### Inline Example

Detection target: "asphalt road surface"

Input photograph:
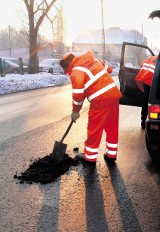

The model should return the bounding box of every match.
[0,78,160,232]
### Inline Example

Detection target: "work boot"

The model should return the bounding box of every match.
[75,153,96,165]
[104,154,116,165]
[75,153,86,162]
[141,120,145,129]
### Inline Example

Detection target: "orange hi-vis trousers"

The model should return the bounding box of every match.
[84,99,119,162]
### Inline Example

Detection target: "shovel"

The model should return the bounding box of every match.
[51,120,74,162]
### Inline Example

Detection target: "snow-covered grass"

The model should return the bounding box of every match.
[0,72,70,95]
[0,68,119,96]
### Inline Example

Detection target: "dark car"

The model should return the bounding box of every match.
[118,41,160,163]
[1,59,28,74]
[145,53,160,162]
[4,60,20,74]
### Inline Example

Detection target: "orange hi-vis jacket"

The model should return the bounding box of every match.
[68,51,122,113]
[136,56,157,92]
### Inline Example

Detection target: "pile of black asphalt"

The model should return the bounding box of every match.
[14,148,80,184]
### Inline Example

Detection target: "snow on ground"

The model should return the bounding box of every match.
[0,69,119,96]
[0,72,70,95]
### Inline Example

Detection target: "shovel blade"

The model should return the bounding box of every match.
[51,141,67,162]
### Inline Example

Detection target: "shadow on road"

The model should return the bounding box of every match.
[36,182,60,232]
[105,162,143,232]
[83,165,109,232]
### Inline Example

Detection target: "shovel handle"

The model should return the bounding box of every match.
[60,120,74,143]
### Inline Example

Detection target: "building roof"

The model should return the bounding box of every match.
[74,27,145,44]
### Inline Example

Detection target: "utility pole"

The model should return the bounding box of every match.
[141,23,145,44]
[8,26,12,57]
[101,0,105,61]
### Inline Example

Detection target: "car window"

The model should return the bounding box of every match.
[41,59,60,65]
[4,62,10,68]
[7,59,19,65]
[123,44,150,69]
[0,57,18,64]
[50,61,54,65]
[11,60,19,65]
[55,60,59,65]
[118,42,154,107]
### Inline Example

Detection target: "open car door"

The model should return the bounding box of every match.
[118,42,155,106]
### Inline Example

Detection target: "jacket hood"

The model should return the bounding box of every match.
[69,51,95,74]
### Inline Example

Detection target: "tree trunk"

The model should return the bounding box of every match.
[27,3,39,74]
[23,0,60,74]
[28,33,39,74]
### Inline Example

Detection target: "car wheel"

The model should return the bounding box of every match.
[145,133,160,163]
[48,68,53,74]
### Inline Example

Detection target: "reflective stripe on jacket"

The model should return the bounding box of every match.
[69,51,122,112]
[136,56,157,92]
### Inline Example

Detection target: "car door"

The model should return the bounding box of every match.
[118,42,155,107]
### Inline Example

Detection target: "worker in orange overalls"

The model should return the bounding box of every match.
[135,55,157,129]
[60,51,122,164]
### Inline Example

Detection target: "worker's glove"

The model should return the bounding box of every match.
[71,112,80,122]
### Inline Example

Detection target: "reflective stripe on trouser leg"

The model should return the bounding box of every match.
[106,142,118,158]
[84,100,119,162]
[84,146,98,162]
[104,100,119,158]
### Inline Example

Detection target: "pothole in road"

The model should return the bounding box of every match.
[14,148,80,184]
[14,153,80,184]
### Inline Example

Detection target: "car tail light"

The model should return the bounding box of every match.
[148,104,160,119]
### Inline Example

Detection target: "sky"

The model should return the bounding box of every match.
[0,0,160,48]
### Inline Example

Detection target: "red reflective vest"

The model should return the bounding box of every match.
[68,51,122,112]
[135,55,157,92]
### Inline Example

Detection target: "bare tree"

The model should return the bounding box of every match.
[0,27,26,52]
[0,29,10,50]
[129,30,148,65]
[53,6,65,55]
[39,4,64,58]
[23,0,59,73]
